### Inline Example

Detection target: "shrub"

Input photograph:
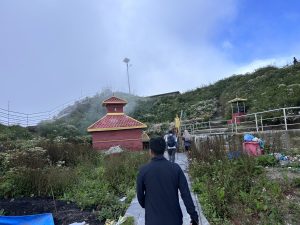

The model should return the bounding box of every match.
[0,167,76,198]
[39,139,95,166]
[190,138,285,225]
[4,147,50,169]
[255,155,277,167]
[0,137,149,222]
[63,151,149,221]
[103,152,149,196]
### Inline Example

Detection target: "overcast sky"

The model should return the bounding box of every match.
[1,0,300,114]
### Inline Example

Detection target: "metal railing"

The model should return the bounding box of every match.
[180,106,300,135]
[234,106,300,133]
[0,96,93,127]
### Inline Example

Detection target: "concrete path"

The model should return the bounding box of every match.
[125,152,210,225]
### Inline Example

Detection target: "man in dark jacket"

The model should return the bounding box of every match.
[137,137,199,225]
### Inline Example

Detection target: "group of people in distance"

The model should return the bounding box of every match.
[136,129,199,225]
[164,129,192,163]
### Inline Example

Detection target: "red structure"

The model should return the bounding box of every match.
[87,96,147,151]
[243,142,263,156]
[227,97,247,124]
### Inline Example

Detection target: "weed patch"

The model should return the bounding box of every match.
[189,138,299,225]
[0,139,149,222]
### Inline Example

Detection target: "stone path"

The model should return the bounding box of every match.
[125,152,210,225]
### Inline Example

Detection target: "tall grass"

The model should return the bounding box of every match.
[189,137,286,225]
[0,140,150,221]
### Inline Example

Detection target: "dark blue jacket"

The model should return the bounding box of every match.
[137,155,199,225]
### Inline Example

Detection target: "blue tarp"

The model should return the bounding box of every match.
[244,134,255,142]
[227,151,241,160]
[0,213,54,225]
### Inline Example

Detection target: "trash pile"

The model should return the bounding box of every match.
[104,216,128,225]
[244,134,264,148]
[243,134,264,156]
[270,152,300,166]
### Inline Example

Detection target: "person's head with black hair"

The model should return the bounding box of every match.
[168,130,173,134]
[149,137,166,156]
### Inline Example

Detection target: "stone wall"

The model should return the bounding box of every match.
[194,129,300,152]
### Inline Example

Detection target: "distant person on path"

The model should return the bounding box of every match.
[137,137,199,225]
[293,57,298,65]
[174,114,181,135]
[182,129,192,152]
[166,130,177,163]
[164,131,169,151]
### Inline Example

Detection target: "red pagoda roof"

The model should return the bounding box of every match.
[87,114,147,132]
[102,96,127,106]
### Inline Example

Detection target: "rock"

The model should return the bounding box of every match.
[105,146,124,155]
[119,197,127,203]
[69,222,88,225]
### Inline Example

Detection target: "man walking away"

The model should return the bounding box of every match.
[166,130,177,163]
[137,137,199,225]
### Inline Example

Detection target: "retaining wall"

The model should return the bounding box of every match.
[194,129,300,152]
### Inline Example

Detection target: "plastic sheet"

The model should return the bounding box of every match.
[0,213,54,225]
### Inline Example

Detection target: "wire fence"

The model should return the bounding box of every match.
[0,95,92,127]
[180,106,300,135]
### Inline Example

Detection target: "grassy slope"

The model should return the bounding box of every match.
[38,65,300,133]
[37,90,142,135]
[131,65,300,123]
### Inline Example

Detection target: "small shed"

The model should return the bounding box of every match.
[227,97,247,124]
[87,96,147,151]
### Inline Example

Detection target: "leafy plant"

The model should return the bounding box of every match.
[189,137,291,225]
[255,155,277,167]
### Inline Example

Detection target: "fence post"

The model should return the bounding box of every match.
[255,113,259,132]
[208,121,211,133]
[260,116,263,131]
[283,108,288,130]
[235,117,237,133]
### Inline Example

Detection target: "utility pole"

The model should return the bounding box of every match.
[123,57,131,94]
[7,101,10,126]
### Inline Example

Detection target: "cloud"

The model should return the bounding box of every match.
[93,0,239,95]
[234,56,294,74]
[222,40,234,50]
[0,0,239,112]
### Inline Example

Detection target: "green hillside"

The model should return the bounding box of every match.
[37,89,142,136]
[37,64,300,137]
[131,65,300,123]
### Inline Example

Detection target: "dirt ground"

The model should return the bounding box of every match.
[265,167,300,180]
[0,197,103,225]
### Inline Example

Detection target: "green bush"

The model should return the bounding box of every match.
[103,152,149,196]
[255,155,277,167]
[190,139,287,225]
[0,136,149,222]
[0,167,76,198]
[63,151,149,221]
[3,147,50,169]
[122,217,135,225]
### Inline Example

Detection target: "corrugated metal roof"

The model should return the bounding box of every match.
[87,114,147,132]
[228,97,247,103]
